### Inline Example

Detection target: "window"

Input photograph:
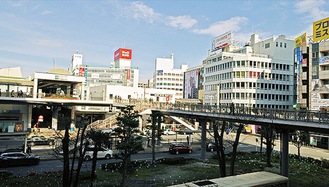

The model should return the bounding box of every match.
[265,43,270,48]
[276,42,278,47]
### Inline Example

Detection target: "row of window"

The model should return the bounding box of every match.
[156,83,183,86]
[265,42,287,49]
[157,87,183,91]
[156,78,183,81]
[205,82,291,92]
[207,92,290,102]
[205,71,291,82]
[206,61,291,74]
[156,73,183,76]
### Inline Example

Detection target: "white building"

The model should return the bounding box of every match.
[70,49,139,88]
[89,85,176,103]
[153,54,187,99]
[203,34,295,110]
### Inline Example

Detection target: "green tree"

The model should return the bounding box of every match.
[114,105,144,187]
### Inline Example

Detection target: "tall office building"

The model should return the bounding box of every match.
[153,54,187,99]
[203,33,295,110]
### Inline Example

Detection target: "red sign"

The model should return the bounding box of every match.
[79,67,85,76]
[38,115,44,122]
[114,48,132,61]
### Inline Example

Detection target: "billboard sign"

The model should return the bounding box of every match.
[295,32,307,47]
[319,56,329,65]
[114,48,132,61]
[313,17,329,42]
[212,31,232,51]
[184,69,199,99]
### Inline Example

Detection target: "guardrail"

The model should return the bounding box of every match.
[151,103,329,124]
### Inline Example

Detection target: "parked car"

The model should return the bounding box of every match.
[84,146,113,161]
[206,142,225,152]
[169,143,192,154]
[27,136,55,146]
[0,152,40,167]
[162,129,176,135]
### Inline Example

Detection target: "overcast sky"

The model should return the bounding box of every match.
[1,0,328,82]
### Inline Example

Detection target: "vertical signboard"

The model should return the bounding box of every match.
[184,69,199,99]
[313,17,329,42]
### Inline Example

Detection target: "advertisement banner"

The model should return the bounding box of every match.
[212,31,232,51]
[319,56,329,65]
[295,32,307,47]
[313,17,329,42]
[114,48,132,61]
[184,69,199,99]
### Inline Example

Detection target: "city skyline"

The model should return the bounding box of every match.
[1,0,329,82]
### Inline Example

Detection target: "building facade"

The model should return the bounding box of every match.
[203,34,295,110]
[153,54,187,99]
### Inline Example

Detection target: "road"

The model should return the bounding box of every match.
[3,150,209,176]
[2,133,329,176]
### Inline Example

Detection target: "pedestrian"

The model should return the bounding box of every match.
[230,102,235,115]
[186,135,190,145]
[27,144,32,154]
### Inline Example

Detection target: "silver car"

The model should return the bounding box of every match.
[84,146,113,161]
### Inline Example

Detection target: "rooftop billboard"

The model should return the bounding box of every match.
[114,48,132,61]
[212,31,232,51]
[313,17,329,42]
[295,33,307,48]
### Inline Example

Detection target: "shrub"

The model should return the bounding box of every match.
[157,157,187,165]
[321,158,329,169]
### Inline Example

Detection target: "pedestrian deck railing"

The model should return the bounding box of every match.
[150,103,329,125]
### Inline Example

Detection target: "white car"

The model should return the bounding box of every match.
[84,146,113,161]
[163,129,176,135]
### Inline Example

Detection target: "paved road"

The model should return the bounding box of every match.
[2,133,328,176]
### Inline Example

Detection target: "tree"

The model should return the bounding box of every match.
[292,130,309,157]
[213,121,226,177]
[114,105,144,187]
[258,125,276,167]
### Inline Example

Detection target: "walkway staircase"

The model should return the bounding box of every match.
[89,113,119,130]
[170,116,196,131]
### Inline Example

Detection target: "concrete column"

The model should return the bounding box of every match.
[33,78,38,99]
[27,105,33,131]
[151,113,157,163]
[200,119,207,160]
[157,115,162,146]
[71,106,75,131]
[281,129,289,177]
[52,107,59,131]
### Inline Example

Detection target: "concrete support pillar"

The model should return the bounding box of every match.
[200,119,207,160]
[27,105,33,131]
[151,113,157,163]
[157,115,162,146]
[52,107,59,131]
[281,129,289,177]
[33,78,38,99]
[71,107,75,131]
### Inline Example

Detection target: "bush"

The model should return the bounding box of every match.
[157,157,187,165]
[321,158,329,169]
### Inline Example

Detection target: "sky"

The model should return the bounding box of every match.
[1,0,329,82]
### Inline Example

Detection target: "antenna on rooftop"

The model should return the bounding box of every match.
[52,58,55,69]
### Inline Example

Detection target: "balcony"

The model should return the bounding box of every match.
[319,70,329,79]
